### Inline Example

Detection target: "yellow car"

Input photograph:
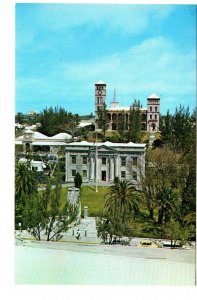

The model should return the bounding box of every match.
[137,239,159,248]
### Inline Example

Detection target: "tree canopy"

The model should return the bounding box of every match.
[96,104,109,136]
[23,180,79,241]
[128,99,142,142]
[105,180,140,225]
[38,106,80,137]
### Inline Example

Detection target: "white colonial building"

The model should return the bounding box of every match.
[65,141,146,184]
[15,129,72,153]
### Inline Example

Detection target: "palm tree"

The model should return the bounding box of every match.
[183,212,196,225]
[156,188,178,224]
[15,162,38,206]
[105,180,140,224]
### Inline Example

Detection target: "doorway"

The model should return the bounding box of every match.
[101,171,106,181]
[25,143,30,152]
[152,123,156,131]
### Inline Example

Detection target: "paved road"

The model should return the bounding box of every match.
[21,239,195,265]
[15,241,196,285]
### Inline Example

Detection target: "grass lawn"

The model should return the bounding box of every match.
[61,186,109,217]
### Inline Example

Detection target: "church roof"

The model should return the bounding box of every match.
[95,80,106,85]
[147,92,160,99]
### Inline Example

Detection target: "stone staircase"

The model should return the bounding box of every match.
[64,217,100,243]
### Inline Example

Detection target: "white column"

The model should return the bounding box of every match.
[115,155,119,178]
[65,153,68,181]
[95,155,98,182]
[65,152,70,181]
[109,156,114,182]
[90,155,95,181]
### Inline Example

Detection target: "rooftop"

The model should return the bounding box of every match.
[95,80,106,85]
[49,132,72,140]
[148,92,160,99]
[66,141,146,148]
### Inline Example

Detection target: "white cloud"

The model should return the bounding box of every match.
[16,34,195,103]
[15,3,196,115]
[35,4,175,35]
[52,34,195,111]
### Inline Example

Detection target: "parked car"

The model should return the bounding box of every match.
[137,239,159,248]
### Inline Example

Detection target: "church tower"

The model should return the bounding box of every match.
[146,92,160,132]
[95,80,106,120]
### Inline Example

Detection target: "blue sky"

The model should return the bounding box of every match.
[15,4,196,115]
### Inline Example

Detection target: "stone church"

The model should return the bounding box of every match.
[95,80,160,132]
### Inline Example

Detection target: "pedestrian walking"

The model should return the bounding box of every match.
[76,229,81,240]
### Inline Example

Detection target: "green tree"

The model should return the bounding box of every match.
[159,110,173,145]
[156,188,179,224]
[172,105,195,153]
[180,133,196,218]
[15,162,38,206]
[138,163,157,220]
[23,193,44,241]
[96,104,109,137]
[105,180,140,225]
[163,220,195,248]
[146,146,186,190]
[58,112,80,140]
[15,112,26,124]
[39,106,80,137]
[96,212,129,244]
[23,180,79,241]
[163,219,182,248]
[128,99,141,142]
[15,162,38,229]
[117,113,126,137]
[160,105,195,153]
[138,146,185,221]
[74,173,82,189]
[96,215,113,244]
[183,212,196,225]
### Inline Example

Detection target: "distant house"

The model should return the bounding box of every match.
[19,158,46,172]
[78,119,94,128]
[15,123,25,130]
[15,123,41,132]
[15,129,72,153]
[24,124,41,131]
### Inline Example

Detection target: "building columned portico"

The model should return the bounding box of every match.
[65,141,146,184]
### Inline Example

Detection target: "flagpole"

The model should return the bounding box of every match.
[95,121,98,193]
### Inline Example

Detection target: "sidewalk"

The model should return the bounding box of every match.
[15,217,101,244]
